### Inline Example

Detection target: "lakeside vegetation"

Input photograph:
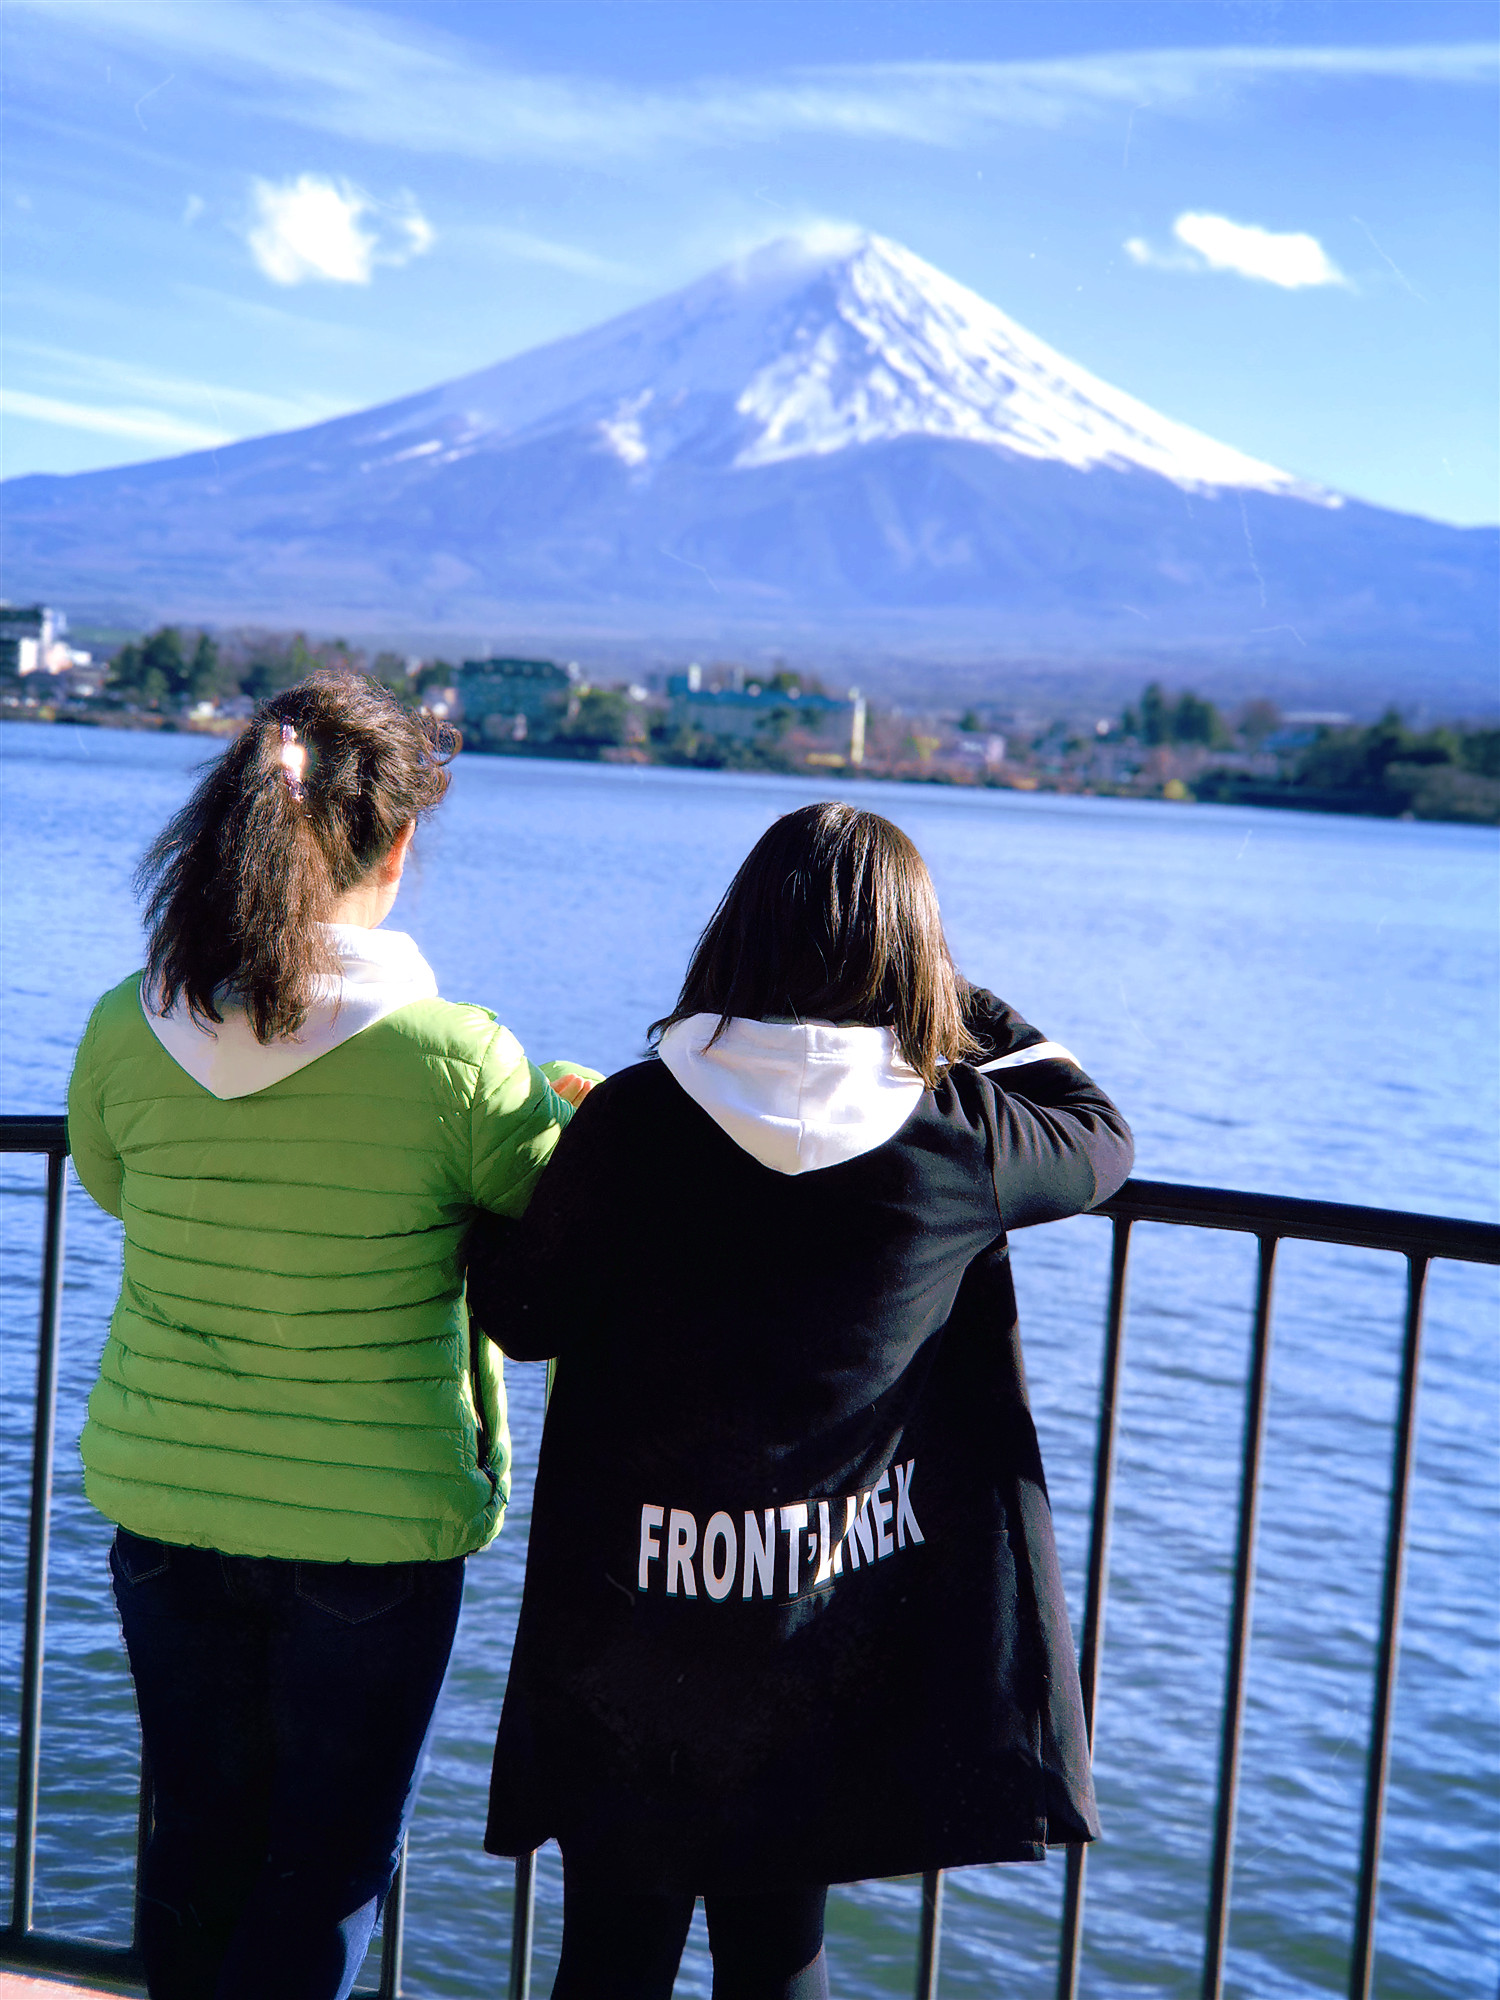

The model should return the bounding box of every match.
[6,625,1496,825]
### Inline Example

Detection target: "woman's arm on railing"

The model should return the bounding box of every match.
[465,1081,617,1361]
[961,987,1134,1229]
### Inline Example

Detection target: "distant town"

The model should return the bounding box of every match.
[2,604,1496,825]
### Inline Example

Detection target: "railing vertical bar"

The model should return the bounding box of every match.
[915,1869,944,1998]
[508,1850,537,2000]
[1055,1214,1133,2000]
[1200,1233,1279,2000]
[376,1848,406,1999]
[11,1148,67,1937]
[1348,1253,1429,2000]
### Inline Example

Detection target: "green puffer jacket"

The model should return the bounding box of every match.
[67,964,579,1565]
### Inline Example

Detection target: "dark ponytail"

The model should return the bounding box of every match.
[137,674,457,1043]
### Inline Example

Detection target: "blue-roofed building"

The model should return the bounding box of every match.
[455,656,581,742]
[666,670,866,767]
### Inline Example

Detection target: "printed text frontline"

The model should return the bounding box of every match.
[637,1460,924,1602]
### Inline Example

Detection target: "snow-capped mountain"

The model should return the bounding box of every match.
[3,231,1494,704]
[363,230,1323,495]
[602,232,1328,494]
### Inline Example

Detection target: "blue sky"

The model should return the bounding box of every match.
[3,1,1495,524]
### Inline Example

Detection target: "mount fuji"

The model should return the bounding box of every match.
[4,231,1495,706]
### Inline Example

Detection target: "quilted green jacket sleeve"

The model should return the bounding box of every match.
[67,999,124,1219]
[467,1028,599,1219]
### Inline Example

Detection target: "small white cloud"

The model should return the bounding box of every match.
[247,174,375,283]
[1126,212,1346,289]
[1173,212,1345,288]
[1123,234,1198,274]
[245,173,433,286]
[401,208,435,260]
[182,193,205,225]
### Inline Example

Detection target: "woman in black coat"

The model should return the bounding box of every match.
[466,802,1133,2000]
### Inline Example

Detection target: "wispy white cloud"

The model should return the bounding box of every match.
[1122,236,1199,275]
[0,386,229,450]
[7,3,1494,164]
[452,224,635,283]
[1127,212,1348,288]
[245,173,433,285]
[7,341,345,433]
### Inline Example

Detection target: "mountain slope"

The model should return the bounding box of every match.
[3,232,1494,705]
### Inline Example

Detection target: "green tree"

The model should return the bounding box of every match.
[238,635,309,702]
[241,656,289,703]
[958,709,982,734]
[109,641,146,701]
[141,628,188,701]
[1295,711,1455,796]
[188,633,220,702]
[765,669,827,698]
[562,689,631,745]
[110,627,193,706]
[1139,682,1169,746]
[1170,691,1222,746]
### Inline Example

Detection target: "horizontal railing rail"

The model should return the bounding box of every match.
[2,1110,1496,1998]
[1095,1174,1499,1264]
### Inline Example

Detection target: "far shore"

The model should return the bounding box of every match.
[5,704,1496,828]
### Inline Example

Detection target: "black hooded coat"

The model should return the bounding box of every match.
[465,992,1132,1895]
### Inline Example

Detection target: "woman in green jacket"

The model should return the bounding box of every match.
[67,675,589,2000]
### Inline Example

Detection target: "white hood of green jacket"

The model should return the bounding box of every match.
[141,924,439,1100]
[658,1013,1076,1176]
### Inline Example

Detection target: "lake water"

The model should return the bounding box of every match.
[1,723,1496,1998]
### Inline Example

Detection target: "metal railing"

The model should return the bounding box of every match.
[2,1112,1496,1998]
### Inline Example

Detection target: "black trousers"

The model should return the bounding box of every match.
[111,1529,464,2000]
[552,1866,829,2000]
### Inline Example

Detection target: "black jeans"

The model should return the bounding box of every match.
[552,1863,829,2000]
[110,1528,464,2000]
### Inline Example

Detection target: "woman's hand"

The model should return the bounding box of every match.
[551,1073,596,1108]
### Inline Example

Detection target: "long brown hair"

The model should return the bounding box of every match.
[650,802,978,1087]
[138,675,457,1043]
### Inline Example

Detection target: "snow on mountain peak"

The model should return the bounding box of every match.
[228,226,1335,510]
[728,232,1333,501]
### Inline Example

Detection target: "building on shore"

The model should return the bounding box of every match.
[0,604,91,679]
[666,669,866,768]
[454,657,581,743]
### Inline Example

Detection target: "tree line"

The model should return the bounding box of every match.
[106,629,415,708]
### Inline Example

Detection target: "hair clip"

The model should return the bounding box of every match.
[279,721,307,799]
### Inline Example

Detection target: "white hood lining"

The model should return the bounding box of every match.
[141,924,439,1100]
[658,1017,1081,1176]
[658,1014,924,1177]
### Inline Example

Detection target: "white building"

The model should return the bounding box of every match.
[0,604,91,677]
